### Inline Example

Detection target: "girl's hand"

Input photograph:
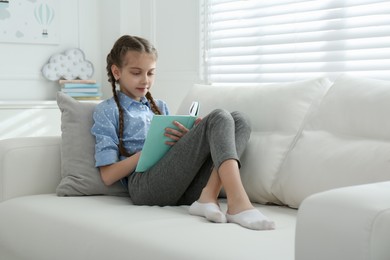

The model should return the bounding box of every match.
[164,120,190,146]
[195,117,202,125]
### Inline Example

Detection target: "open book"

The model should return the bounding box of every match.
[135,102,199,172]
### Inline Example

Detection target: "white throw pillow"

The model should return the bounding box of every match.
[177,77,332,204]
[272,74,390,208]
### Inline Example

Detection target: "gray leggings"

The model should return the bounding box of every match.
[128,109,251,206]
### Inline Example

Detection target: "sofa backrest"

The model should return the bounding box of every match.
[272,74,390,208]
[177,77,332,205]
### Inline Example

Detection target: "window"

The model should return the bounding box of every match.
[202,0,390,85]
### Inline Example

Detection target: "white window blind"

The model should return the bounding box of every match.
[203,0,390,85]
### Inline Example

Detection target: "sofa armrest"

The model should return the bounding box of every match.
[295,181,390,260]
[0,137,61,202]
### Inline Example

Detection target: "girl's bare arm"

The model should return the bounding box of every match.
[99,152,141,186]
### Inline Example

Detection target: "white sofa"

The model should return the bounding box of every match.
[1,74,390,260]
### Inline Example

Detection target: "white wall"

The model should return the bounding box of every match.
[0,0,200,113]
[0,0,79,100]
[142,0,201,113]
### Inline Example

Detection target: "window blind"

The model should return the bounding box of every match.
[203,0,390,85]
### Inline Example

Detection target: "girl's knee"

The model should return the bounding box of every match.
[205,109,233,124]
[208,109,251,132]
[231,111,252,132]
[210,108,231,118]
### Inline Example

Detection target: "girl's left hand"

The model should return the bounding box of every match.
[164,120,190,146]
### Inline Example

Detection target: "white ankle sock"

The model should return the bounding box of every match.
[226,209,275,230]
[189,201,227,223]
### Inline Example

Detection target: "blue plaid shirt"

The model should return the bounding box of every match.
[91,91,169,168]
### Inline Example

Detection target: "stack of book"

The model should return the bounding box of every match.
[59,79,102,100]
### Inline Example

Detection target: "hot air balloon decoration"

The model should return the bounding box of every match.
[34,3,55,37]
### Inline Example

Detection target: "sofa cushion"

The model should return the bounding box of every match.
[177,77,332,204]
[272,74,390,208]
[56,92,127,196]
[0,194,297,260]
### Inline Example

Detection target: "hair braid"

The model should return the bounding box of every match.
[114,83,133,157]
[107,55,132,157]
[146,92,162,115]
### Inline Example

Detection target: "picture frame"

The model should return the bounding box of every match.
[0,0,59,44]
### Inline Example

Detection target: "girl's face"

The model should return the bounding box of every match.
[112,51,156,101]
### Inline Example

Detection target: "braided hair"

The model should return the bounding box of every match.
[106,35,162,157]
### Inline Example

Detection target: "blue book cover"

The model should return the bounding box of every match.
[65,92,102,97]
[62,83,101,89]
[61,88,99,93]
[135,115,197,172]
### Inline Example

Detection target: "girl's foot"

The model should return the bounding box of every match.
[189,201,227,223]
[226,209,275,230]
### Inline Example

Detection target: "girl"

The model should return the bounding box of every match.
[91,35,275,230]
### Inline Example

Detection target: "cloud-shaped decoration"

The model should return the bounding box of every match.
[42,48,94,81]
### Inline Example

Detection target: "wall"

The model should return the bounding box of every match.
[141,0,201,113]
[99,0,201,112]
[0,0,200,113]
[0,0,100,100]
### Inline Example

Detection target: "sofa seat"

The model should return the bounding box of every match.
[0,194,296,260]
